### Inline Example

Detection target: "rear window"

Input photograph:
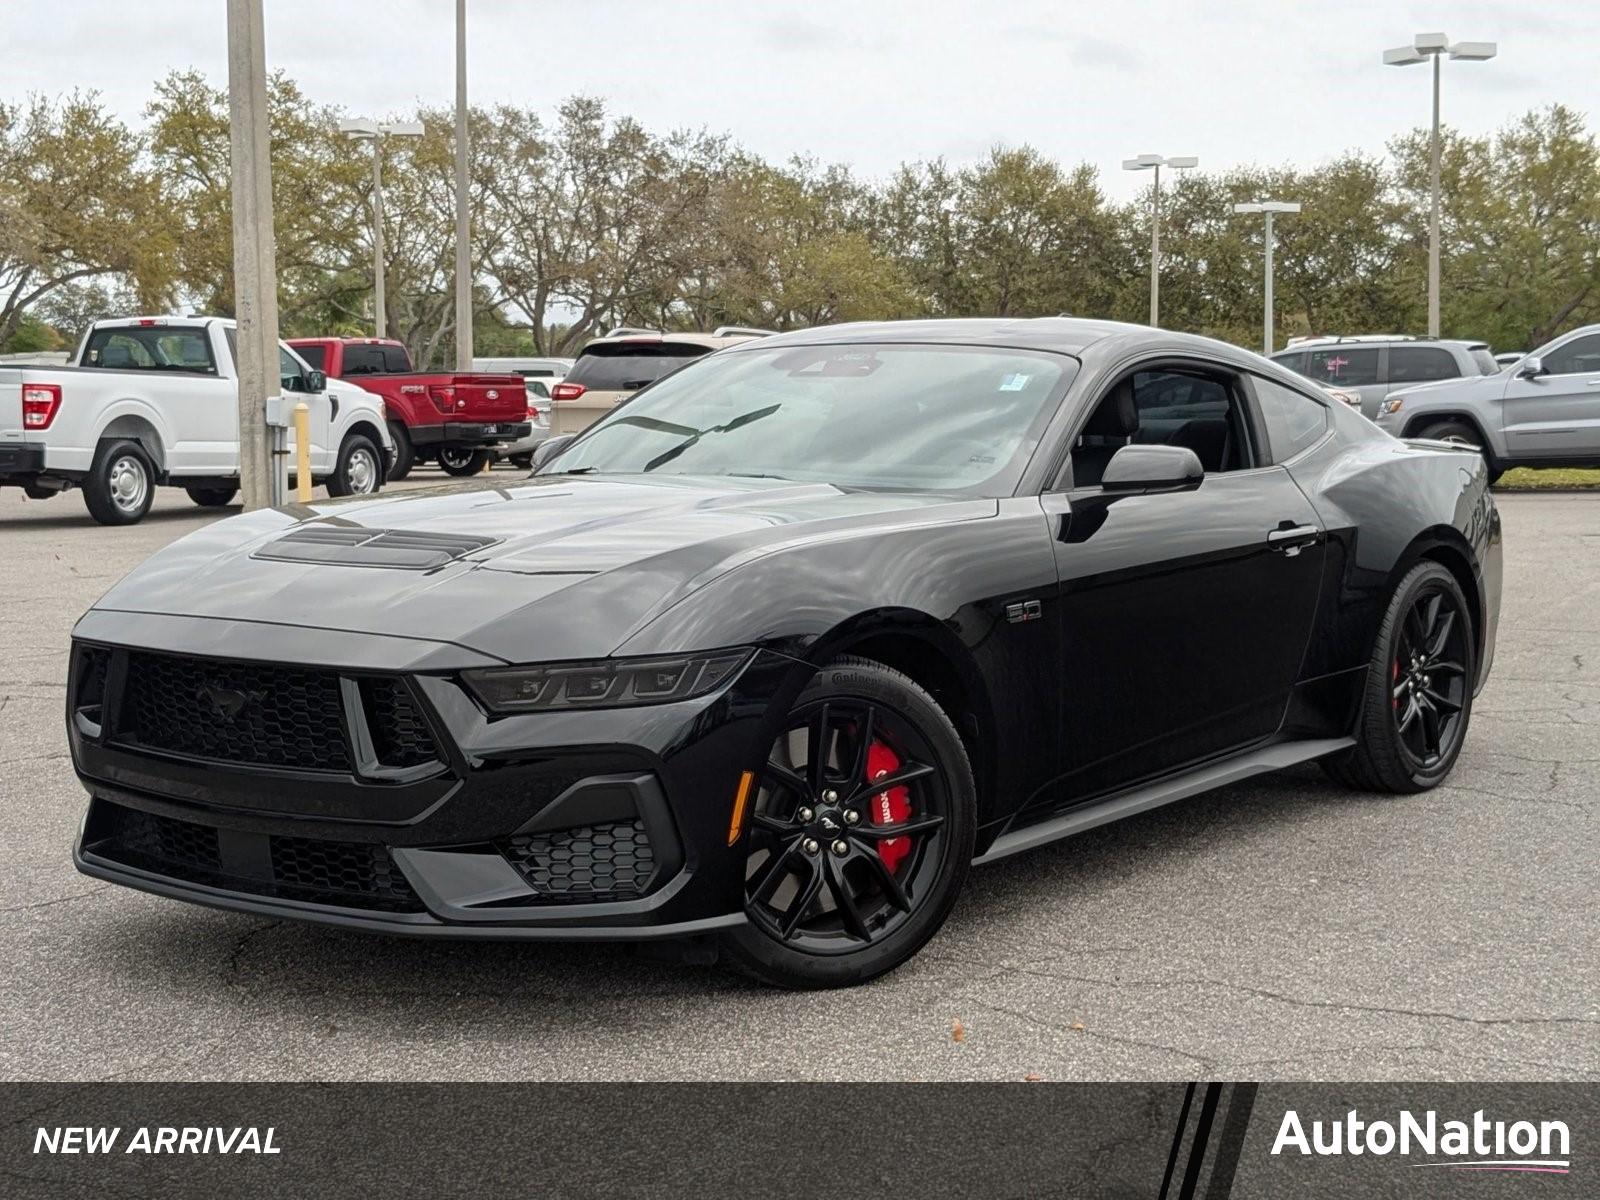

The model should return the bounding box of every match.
[295,343,327,371]
[1270,351,1307,375]
[1305,347,1379,387]
[1387,346,1460,384]
[565,342,710,391]
[82,326,215,374]
[341,344,386,375]
[1470,348,1499,375]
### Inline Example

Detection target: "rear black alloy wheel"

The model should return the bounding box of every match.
[722,656,975,988]
[438,446,491,476]
[1322,560,1475,793]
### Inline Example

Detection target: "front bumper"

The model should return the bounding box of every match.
[407,421,532,449]
[67,613,803,940]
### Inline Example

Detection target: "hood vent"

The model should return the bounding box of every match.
[253,525,499,570]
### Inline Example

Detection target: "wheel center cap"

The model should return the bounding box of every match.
[814,810,843,834]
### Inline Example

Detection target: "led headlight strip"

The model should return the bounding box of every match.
[463,649,752,713]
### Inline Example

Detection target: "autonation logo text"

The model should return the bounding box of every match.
[1272,1108,1571,1174]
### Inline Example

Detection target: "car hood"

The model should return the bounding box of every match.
[88,475,993,663]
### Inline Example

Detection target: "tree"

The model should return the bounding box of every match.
[0,92,168,347]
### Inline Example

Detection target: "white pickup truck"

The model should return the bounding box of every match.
[0,316,393,525]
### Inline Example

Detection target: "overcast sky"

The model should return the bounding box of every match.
[2,0,1595,199]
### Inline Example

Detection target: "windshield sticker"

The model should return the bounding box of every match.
[999,373,1031,392]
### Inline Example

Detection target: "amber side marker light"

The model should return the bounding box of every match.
[728,770,757,846]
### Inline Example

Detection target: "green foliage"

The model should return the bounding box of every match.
[2,75,1597,362]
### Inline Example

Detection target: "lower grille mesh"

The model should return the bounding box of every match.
[500,819,656,902]
[87,802,423,913]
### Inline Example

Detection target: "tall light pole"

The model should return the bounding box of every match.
[1122,153,1198,327]
[226,0,283,509]
[1382,33,1497,338]
[453,0,473,369]
[338,119,424,338]
[1233,201,1301,354]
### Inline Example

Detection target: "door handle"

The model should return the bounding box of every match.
[1267,524,1320,556]
[1584,380,1600,387]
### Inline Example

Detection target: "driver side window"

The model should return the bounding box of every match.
[1068,367,1256,488]
[1542,334,1600,377]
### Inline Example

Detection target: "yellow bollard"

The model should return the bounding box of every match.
[293,401,312,503]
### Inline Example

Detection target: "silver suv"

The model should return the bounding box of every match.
[1270,336,1499,420]
[1374,324,1600,481]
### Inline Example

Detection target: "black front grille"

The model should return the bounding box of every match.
[118,651,351,771]
[85,801,424,913]
[500,819,657,902]
[359,679,440,767]
[270,835,421,911]
[97,803,223,878]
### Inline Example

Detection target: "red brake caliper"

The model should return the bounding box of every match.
[865,739,912,874]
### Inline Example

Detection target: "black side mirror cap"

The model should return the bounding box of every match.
[1101,443,1204,493]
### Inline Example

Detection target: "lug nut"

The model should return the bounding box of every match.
[802,838,820,855]
[843,809,860,825]
[796,806,814,823]
[831,840,849,856]
[822,789,839,803]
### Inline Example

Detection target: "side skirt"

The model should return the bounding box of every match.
[973,736,1355,865]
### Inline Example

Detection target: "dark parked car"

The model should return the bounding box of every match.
[68,318,1501,988]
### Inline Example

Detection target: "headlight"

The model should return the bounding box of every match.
[463,649,752,713]
[1379,398,1404,415]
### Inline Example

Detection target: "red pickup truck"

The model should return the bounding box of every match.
[287,337,529,480]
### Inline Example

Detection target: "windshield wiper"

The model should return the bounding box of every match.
[642,404,781,473]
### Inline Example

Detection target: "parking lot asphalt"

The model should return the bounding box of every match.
[1,474,1595,1082]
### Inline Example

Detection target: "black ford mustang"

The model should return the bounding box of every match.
[68,319,1501,988]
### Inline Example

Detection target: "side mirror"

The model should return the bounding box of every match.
[306,369,328,393]
[530,433,576,472]
[1517,355,1545,380]
[1101,443,1203,493]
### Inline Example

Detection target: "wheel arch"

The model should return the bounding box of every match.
[802,609,1000,829]
[96,411,168,476]
[338,418,389,483]
[1400,410,1497,460]
[1383,527,1486,686]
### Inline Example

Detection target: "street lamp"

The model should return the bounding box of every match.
[1233,201,1301,354]
[338,118,424,339]
[1122,153,1198,327]
[1382,32,1497,338]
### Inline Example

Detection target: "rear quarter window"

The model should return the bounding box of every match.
[1387,346,1460,384]
[1253,376,1329,462]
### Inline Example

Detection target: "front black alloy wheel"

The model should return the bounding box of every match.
[721,656,975,989]
[1322,560,1475,793]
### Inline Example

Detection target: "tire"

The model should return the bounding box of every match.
[508,453,534,469]
[324,432,383,498]
[437,446,491,477]
[386,422,415,481]
[1321,560,1475,794]
[1416,419,1496,479]
[82,439,155,526]
[720,655,977,989]
[184,486,237,508]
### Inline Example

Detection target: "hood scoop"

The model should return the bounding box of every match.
[253,524,499,570]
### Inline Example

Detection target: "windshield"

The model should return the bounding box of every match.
[544,343,1075,494]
